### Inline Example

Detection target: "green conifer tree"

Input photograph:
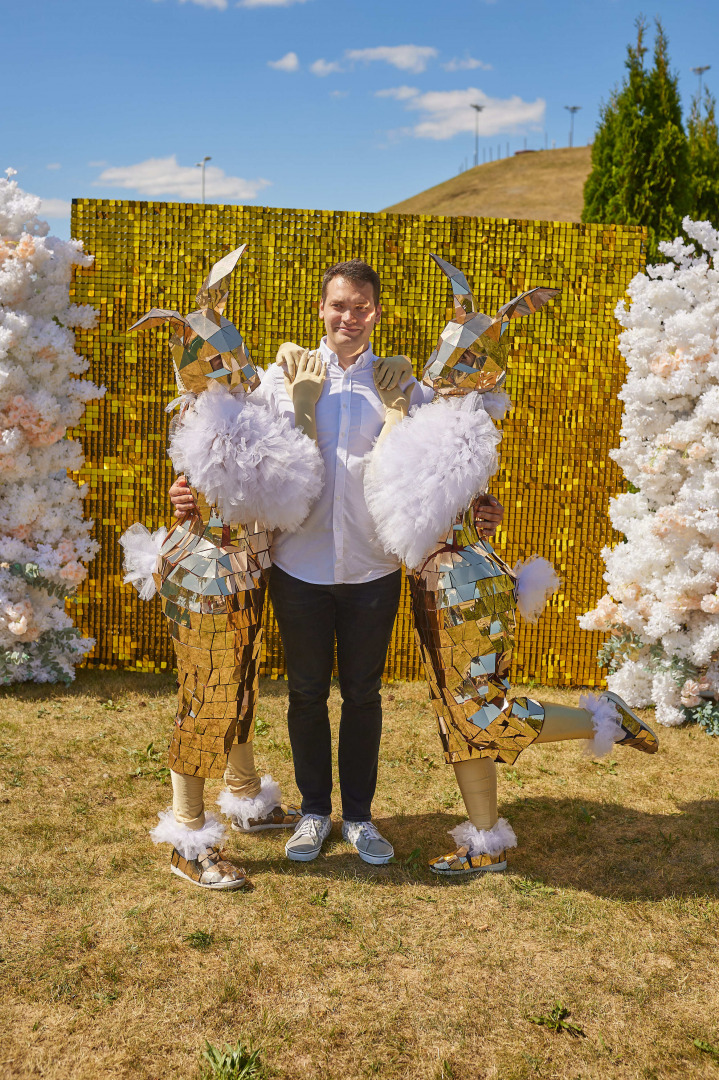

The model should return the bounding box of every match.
[687,88,719,224]
[583,19,691,260]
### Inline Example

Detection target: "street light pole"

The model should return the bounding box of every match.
[564,105,581,149]
[692,65,711,111]
[470,104,484,168]
[195,156,211,203]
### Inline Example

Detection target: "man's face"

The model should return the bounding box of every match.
[319,276,381,352]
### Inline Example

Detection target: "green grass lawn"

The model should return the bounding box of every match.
[1,673,718,1079]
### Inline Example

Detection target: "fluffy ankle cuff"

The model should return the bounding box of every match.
[580,692,623,758]
[149,809,227,860]
[449,817,517,856]
[217,774,281,829]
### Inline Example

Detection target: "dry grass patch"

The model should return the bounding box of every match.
[383,146,592,224]
[1,673,718,1079]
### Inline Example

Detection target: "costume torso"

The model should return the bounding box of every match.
[411,507,544,765]
[156,494,271,777]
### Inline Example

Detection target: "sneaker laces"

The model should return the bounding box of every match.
[293,814,326,841]
[347,821,383,843]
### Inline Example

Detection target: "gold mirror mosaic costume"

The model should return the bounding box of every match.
[121,246,321,890]
[368,255,659,876]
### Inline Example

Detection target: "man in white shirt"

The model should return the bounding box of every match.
[170,259,503,865]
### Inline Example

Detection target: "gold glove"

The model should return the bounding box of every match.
[373,354,414,392]
[276,341,304,381]
[373,379,413,447]
[284,348,326,441]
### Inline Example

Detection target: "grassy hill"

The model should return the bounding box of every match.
[384,145,592,222]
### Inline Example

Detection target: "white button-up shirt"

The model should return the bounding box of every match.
[253,337,433,585]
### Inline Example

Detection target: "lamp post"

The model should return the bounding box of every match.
[692,65,711,111]
[564,105,581,149]
[470,104,484,168]
[195,156,211,203]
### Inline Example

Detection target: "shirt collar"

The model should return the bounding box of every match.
[319,336,375,373]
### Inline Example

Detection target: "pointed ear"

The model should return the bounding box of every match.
[127,308,187,334]
[430,252,477,316]
[195,244,247,310]
[495,287,560,322]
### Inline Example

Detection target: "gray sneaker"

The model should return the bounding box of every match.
[285,814,332,862]
[342,820,394,865]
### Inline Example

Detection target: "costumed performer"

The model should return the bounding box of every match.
[120,246,325,890]
[363,254,659,877]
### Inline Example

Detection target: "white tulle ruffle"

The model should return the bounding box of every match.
[169,386,324,532]
[364,394,501,570]
[119,523,167,601]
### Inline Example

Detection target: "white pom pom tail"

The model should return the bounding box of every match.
[364,395,501,569]
[579,693,624,757]
[217,774,282,830]
[513,556,561,623]
[449,817,517,856]
[119,523,167,601]
[149,809,227,860]
[169,387,324,532]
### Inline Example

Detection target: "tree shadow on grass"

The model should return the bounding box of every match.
[0,669,292,705]
[241,800,719,901]
[499,794,719,901]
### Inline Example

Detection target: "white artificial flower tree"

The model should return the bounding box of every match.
[580,218,719,734]
[0,170,104,682]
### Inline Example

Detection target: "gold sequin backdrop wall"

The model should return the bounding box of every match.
[69,199,645,686]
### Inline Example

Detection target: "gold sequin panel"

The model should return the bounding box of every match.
[159,513,270,779]
[412,517,544,766]
[68,200,646,686]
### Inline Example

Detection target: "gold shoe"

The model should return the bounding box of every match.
[231,804,302,832]
[603,691,659,754]
[170,845,252,890]
[430,845,507,876]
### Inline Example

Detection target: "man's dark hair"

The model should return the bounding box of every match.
[322,259,381,306]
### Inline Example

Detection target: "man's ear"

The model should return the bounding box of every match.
[375,302,382,325]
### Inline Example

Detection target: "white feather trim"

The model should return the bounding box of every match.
[579,693,624,757]
[168,387,324,531]
[513,556,561,623]
[149,809,227,860]
[364,394,501,569]
[217,773,282,829]
[449,817,517,856]
[119,523,167,601]
[481,391,513,420]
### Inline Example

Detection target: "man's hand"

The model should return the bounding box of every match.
[276,341,305,381]
[473,494,504,538]
[373,355,414,392]
[169,475,197,520]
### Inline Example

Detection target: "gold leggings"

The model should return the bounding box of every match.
[454,701,594,831]
[171,741,261,829]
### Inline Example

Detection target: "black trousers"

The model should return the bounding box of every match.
[268,565,402,821]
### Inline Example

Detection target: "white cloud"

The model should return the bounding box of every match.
[93,156,271,201]
[177,0,228,8]
[39,198,71,218]
[46,163,61,171]
[311,58,343,76]
[397,87,545,140]
[443,57,493,72]
[346,45,437,74]
[330,90,348,99]
[268,51,299,71]
[375,86,419,101]
[239,0,310,6]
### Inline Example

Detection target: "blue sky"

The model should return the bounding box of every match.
[5,0,718,237]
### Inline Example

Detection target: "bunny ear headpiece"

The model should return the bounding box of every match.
[422,254,560,397]
[127,244,259,398]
